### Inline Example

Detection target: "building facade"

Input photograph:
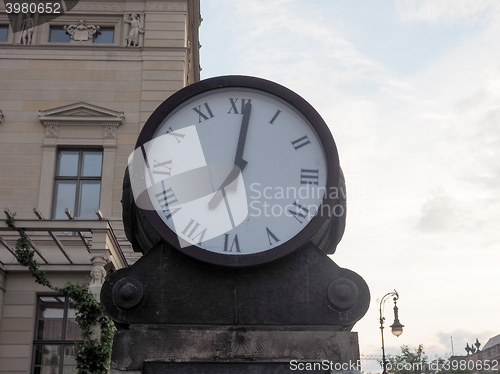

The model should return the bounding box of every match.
[0,1,201,372]
[467,335,500,374]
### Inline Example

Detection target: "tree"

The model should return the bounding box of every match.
[383,345,475,374]
[386,344,428,374]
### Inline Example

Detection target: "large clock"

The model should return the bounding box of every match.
[127,76,341,267]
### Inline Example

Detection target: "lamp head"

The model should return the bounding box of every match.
[390,303,404,337]
[391,320,404,337]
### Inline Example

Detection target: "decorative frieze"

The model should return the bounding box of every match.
[70,1,126,12]
[146,2,186,11]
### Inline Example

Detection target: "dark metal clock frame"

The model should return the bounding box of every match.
[133,75,341,267]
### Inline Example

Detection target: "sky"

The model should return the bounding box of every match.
[199,0,500,367]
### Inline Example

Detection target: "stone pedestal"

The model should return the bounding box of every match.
[102,241,369,374]
[110,325,361,374]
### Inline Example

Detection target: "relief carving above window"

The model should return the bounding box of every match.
[64,19,99,41]
[46,18,117,45]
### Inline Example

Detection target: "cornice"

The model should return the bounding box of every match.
[38,101,125,127]
[146,2,186,11]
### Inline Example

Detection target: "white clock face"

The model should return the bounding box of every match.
[131,85,330,263]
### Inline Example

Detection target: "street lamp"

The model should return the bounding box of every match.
[379,290,404,374]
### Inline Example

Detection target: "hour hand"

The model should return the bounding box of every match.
[208,165,240,210]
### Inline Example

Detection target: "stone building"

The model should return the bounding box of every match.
[467,334,500,373]
[0,1,201,372]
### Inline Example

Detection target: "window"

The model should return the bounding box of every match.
[93,27,114,43]
[49,26,70,42]
[49,24,115,44]
[33,295,83,374]
[0,25,8,41]
[52,149,102,219]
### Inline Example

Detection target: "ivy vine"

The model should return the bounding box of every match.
[6,213,114,374]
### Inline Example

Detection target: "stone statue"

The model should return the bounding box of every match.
[89,256,107,301]
[20,14,34,45]
[124,13,144,47]
[475,338,481,351]
[90,264,106,285]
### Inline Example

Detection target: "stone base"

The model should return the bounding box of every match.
[101,242,370,328]
[110,325,361,374]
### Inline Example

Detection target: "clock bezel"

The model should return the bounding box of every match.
[134,75,340,267]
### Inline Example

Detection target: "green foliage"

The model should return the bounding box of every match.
[386,344,428,374]
[7,214,114,374]
[62,283,114,374]
[384,345,475,374]
[6,212,52,288]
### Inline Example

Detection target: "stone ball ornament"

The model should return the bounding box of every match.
[123,75,347,267]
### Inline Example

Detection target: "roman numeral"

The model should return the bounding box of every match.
[193,102,215,122]
[182,219,207,244]
[228,98,252,114]
[288,201,309,224]
[165,127,185,143]
[153,159,172,176]
[266,227,280,246]
[269,109,281,125]
[164,207,181,220]
[291,135,311,150]
[223,234,241,253]
[300,168,319,185]
[155,186,178,211]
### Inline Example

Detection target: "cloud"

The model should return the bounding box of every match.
[407,19,500,244]
[200,1,500,358]
[434,330,496,357]
[446,95,500,190]
[395,0,500,25]
[416,191,463,232]
[222,0,395,92]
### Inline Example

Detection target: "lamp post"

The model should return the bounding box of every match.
[379,290,404,374]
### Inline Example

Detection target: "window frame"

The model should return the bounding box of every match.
[93,26,115,44]
[0,24,9,42]
[52,147,103,219]
[39,15,122,47]
[32,294,84,374]
[48,25,71,43]
[37,102,124,219]
[0,13,14,44]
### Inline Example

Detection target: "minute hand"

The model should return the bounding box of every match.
[233,101,252,170]
[208,101,252,209]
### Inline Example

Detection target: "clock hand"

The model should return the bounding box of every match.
[233,101,252,171]
[209,101,252,209]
